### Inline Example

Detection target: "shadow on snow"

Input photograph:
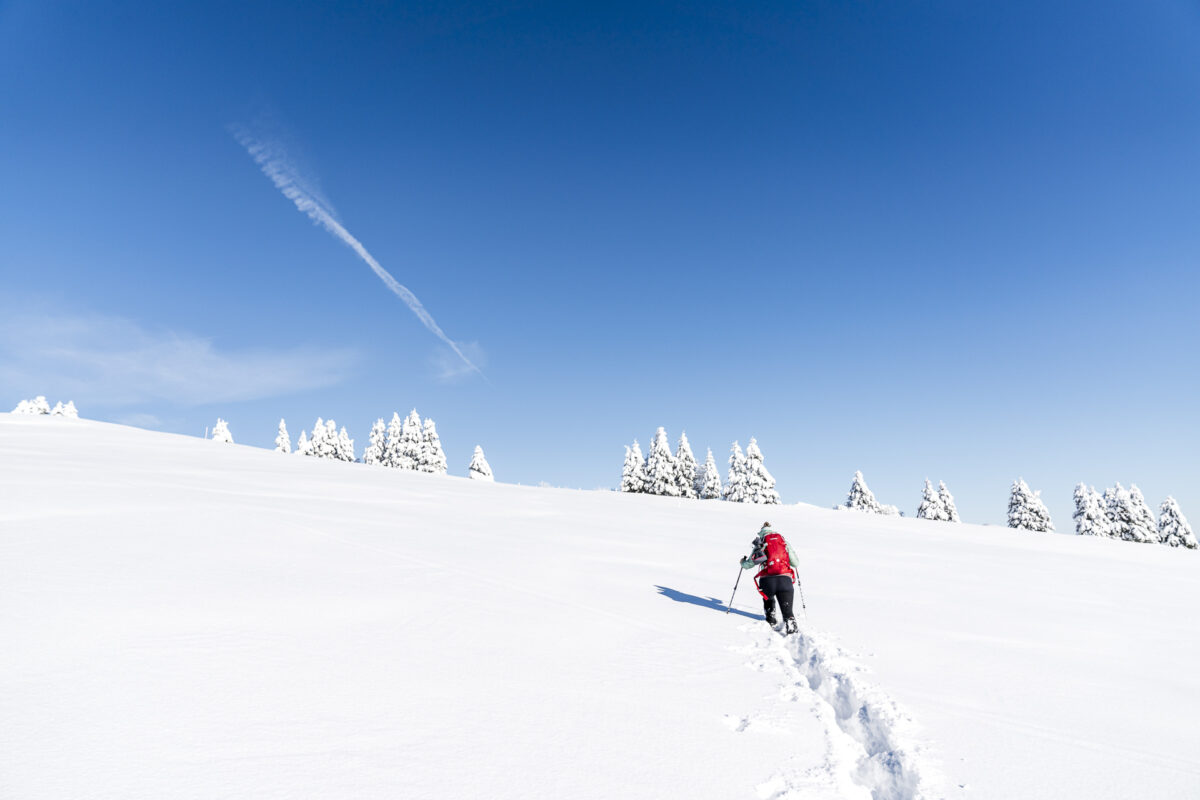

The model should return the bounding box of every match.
[654,585,763,621]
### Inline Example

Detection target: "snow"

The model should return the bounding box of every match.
[3,413,1200,799]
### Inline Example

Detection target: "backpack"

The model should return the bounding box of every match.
[761,532,792,577]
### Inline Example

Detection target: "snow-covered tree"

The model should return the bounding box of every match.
[295,429,310,455]
[1007,478,1054,532]
[336,425,355,462]
[644,427,680,497]
[1158,497,1197,549]
[697,448,722,499]
[305,418,344,460]
[49,401,79,418]
[878,504,901,516]
[724,442,749,503]
[12,396,51,415]
[394,409,423,470]
[383,412,404,467]
[620,440,647,493]
[420,418,448,475]
[845,470,881,513]
[1104,483,1155,543]
[468,445,494,481]
[673,431,699,499]
[210,418,234,444]
[1127,485,1159,544]
[275,419,291,453]
[362,418,386,465]
[1072,483,1111,537]
[937,481,960,522]
[742,438,780,504]
[916,479,948,521]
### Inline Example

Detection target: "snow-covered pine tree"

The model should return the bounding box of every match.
[938,481,960,522]
[336,426,355,462]
[724,442,749,502]
[697,448,723,499]
[295,429,310,455]
[362,419,386,465]
[916,479,948,520]
[1158,497,1197,549]
[1072,483,1111,537]
[61,400,79,419]
[673,431,699,499]
[383,412,404,467]
[210,418,234,444]
[396,410,423,470]
[275,419,291,453]
[12,396,51,415]
[845,470,881,513]
[420,418,448,475]
[742,438,780,504]
[1127,485,1159,544]
[318,419,339,459]
[1007,478,1054,532]
[644,427,681,497]
[620,440,647,493]
[468,446,494,481]
[305,418,333,459]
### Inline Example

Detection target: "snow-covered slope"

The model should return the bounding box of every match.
[3,414,1199,799]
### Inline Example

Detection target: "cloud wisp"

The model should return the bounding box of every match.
[0,310,358,406]
[231,125,485,380]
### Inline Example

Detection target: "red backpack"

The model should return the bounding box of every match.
[761,533,793,577]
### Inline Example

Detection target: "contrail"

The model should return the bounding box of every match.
[231,125,484,379]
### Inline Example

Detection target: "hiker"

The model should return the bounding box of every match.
[740,521,799,634]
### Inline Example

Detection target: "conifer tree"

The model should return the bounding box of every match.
[938,481,960,522]
[697,448,722,499]
[336,425,355,462]
[1072,483,1111,537]
[845,470,881,513]
[420,418,448,475]
[1007,478,1054,532]
[396,409,423,470]
[673,431,699,499]
[1127,485,1159,543]
[275,419,291,454]
[644,427,681,496]
[210,418,234,444]
[724,442,749,502]
[917,479,948,521]
[383,412,404,467]
[295,429,310,455]
[12,396,51,415]
[742,438,780,504]
[468,445,494,481]
[1158,497,1197,549]
[620,441,647,493]
[362,419,386,465]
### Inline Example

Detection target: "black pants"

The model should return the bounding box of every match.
[758,574,795,621]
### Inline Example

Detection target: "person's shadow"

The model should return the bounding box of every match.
[654,585,763,621]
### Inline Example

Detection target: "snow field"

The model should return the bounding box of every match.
[3,413,1200,799]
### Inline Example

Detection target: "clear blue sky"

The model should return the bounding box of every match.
[2,0,1198,527]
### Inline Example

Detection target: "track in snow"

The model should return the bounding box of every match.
[733,623,944,800]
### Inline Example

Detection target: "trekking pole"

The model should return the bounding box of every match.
[795,573,808,622]
[725,564,744,614]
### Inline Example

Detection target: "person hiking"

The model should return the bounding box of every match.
[740,522,799,634]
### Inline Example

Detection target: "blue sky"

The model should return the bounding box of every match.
[2,0,1198,527]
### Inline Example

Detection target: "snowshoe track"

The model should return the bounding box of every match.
[738,624,944,800]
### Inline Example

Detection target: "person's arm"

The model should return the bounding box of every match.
[787,542,799,570]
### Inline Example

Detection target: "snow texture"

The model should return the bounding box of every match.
[6,415,1200,800]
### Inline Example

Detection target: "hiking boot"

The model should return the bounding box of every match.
[764,603,777,626]
[784,618,798,635]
